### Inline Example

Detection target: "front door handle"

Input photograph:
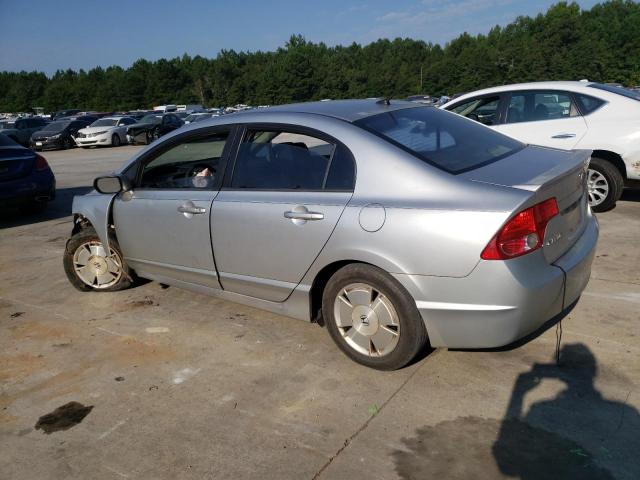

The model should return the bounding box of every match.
[284,211,324,221]
[551,133,576,139]
[178,204,206,215]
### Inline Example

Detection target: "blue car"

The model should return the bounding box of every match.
[0,133,56,213]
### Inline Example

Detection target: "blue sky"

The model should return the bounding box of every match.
[0,0,600,75]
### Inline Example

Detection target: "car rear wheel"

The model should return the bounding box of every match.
[63,227,132,292]
[322,264,428,370]
[587,157,623,212]
[112,134,121,147]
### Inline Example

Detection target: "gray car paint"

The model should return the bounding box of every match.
[71,100,598,349]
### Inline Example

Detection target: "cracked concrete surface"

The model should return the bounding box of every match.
[1,147,639,479]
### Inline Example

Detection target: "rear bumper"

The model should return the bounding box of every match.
[0,171,56,207]
[394,213,599,348]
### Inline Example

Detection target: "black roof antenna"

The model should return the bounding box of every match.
[376,97,391,106]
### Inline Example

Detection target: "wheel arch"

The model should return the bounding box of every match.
[591,150,627,179]
[70,193,117,251]
[308,258,397,326]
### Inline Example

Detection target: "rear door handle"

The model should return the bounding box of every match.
[284,211,324,221]
[178,204,206,214]
[551,133,576,139]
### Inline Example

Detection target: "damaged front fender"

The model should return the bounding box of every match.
[71,192,117,251]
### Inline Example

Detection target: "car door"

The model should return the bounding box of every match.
[492,90,588,149]
[211,126,355,302]
[112,127,235,288]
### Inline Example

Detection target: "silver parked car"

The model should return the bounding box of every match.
[63,100,598,370]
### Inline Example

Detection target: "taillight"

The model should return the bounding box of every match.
[34,153,49,171]
[481,198,559,260]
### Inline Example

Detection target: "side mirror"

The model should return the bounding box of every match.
[93,175,130,194]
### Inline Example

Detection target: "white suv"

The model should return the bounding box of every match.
[442,81,640,211]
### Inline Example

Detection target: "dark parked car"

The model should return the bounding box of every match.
[53,109,81,120]
[126,113,183,144]
[0,134,55,213]
[0,117,48,146]
[30,119,91,150]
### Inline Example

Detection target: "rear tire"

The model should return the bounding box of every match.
[588,157,623,212]
[63,227,132,292]
[322,263,428,370]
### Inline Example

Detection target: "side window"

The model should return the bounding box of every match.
[450,96,500,125]
[139,131,229,189]
[507,91,577,123]
[325,144,355,190]
[231,130,335,190]
[576,94,605,115]
[16,120,26,130]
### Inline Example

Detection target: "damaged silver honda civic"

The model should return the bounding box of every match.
[63,99,598,370]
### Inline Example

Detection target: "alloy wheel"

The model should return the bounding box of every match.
[333,282,400,357]
[587,168,609,208]
[72,241,123,289]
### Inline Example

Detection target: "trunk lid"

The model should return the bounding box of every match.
[459,145,590,263]
[0,147,35,181]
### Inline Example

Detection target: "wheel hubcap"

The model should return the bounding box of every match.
[334,283,400,357]
[587,168,609,207]
[73,241,123,289]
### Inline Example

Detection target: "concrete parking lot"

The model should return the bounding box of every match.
[1,146,639,479]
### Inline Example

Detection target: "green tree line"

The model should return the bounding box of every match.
[1,1,639,113]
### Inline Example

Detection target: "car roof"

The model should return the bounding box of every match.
[444,81,603,103]
[249,99,421,122]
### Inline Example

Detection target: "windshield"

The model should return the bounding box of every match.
[41,121,70,133]
[355,107,523,174]
[91,118,118,127]
[589,83,640,101]
[140,114,162,124]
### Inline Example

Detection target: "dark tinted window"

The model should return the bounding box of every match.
[449,96,501,125]
[231,130,334,190]
[140,132,229,189]
[576,94,606,114]
[356,107,523,174]
[506,91,577,123]
[589,83,640,101]
[325,144,355,190]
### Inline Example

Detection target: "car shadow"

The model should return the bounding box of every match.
[620,188,640,203]
[0,186,92,229]
[392,343,639,479]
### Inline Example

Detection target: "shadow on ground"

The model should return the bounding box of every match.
[392,344,639,479]
[0,186,91,229]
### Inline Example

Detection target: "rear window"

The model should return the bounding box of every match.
[588,83,640,101]
[355,107,523,174]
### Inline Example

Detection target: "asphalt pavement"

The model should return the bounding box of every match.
[1,145,639,479]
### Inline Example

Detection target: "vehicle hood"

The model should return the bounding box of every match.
[78,126,116,135]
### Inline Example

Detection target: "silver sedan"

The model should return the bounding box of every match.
[63,100,598,370]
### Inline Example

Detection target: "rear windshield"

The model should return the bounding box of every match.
[355,107,523,174]
[589,83,640,101]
